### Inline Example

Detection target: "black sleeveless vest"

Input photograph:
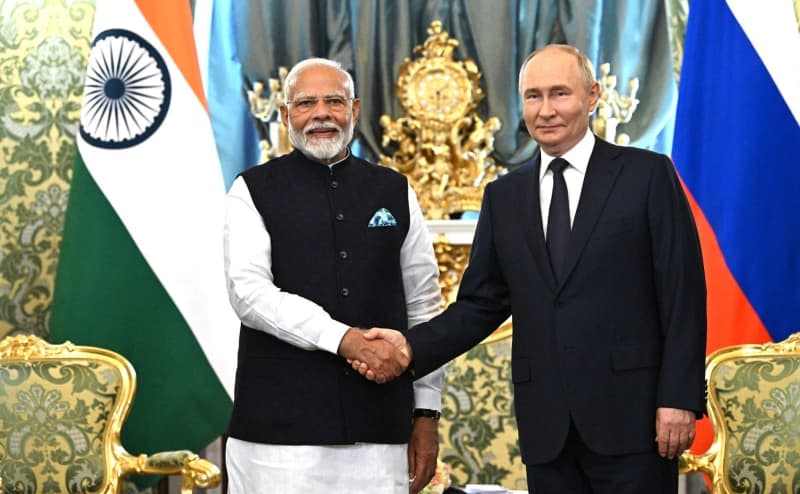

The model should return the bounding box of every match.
[227,150,413,444]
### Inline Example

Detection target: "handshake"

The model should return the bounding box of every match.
[338,327,412,383]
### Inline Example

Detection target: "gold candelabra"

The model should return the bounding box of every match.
[591,63,639,145]
[247,67,292,162]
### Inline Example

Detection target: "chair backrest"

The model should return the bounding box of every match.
[680,332,800,493]
[0,334,220,494]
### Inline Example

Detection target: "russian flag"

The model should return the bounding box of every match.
[671,0,800,453]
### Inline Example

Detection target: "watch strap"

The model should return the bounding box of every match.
[413,408,441,420]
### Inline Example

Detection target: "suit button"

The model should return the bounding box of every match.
[339,250,348,259]
[336,213,344,221]
[330,180,339,189]
[341,287,349,296]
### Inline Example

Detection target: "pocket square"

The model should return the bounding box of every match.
[368,208,397,227]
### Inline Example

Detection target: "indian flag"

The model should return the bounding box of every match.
[50,0,238,462]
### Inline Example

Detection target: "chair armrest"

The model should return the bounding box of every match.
[679,448,716,479]
[120,450,221,494]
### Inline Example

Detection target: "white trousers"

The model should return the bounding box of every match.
[226,438,409,494]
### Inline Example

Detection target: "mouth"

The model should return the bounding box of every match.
[536,124,563,132]
[305,127,340,139]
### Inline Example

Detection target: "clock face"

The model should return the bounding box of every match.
[409,67,471,121]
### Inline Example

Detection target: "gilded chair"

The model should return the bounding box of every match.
[680,332,800,493]
[0,334,220,493]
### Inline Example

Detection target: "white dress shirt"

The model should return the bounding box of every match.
[539,129,596,236]
[223,157,443,494]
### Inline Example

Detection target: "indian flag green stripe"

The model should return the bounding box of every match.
[51,153,231,456]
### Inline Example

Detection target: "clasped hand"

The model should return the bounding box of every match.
[338,328,411,383]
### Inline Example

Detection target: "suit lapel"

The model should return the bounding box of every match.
[517,158,558,291]
[558,139,624,290]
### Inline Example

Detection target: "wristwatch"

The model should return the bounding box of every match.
[413,408,441,420]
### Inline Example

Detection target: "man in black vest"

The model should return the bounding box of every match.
[354,45,707,493]
[223,58,444,494]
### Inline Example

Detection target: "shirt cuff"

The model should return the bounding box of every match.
[317,321,352,354]
[413,383,442,411]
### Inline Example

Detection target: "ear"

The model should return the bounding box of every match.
[351,98,361,122]
[588,81,600,113]
[279,104,289,127]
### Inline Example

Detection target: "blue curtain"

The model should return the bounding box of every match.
[226,0,675,168]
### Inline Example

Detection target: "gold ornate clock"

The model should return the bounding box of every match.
[406,63,473,122]
[381,20,504,219]
[396,21,480,123]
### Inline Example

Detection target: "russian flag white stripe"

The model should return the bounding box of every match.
[726,0,800,125]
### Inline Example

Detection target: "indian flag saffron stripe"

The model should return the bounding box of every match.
[136,0,206,109]
[51,0,238,461]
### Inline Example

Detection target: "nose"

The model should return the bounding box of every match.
[310,100,332,119]
[539,97,555,117]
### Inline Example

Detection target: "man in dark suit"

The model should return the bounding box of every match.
[355,44,707,493]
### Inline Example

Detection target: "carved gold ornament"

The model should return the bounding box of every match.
[433,237,472,308]
[380,21,504,219]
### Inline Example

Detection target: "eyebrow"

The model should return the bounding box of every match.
[292,91,347,99]
[523,85,571,95]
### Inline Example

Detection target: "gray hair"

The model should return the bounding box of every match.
[283,58,355,102]
[518,44,596,96]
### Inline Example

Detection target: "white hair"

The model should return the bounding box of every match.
[283,58,355,102]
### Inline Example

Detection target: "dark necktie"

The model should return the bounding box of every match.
[546,158,570,281]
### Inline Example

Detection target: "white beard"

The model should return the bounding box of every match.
[288,119,354,161]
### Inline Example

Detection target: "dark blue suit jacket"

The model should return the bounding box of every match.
[407,137,707,464]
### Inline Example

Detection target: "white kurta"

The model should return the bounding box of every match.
[223,159,444,494]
